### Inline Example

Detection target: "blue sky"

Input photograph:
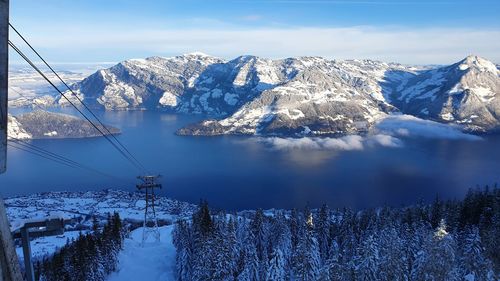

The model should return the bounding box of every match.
[8,0,500,64]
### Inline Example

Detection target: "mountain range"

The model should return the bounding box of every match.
[12,53,499,136]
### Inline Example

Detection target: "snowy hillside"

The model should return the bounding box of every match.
[7,110,120,139]
[5,189,196,225]
[5,189,499,281]
[107,226,176,281]
[61,53,224,110]
[64,53,425,116]
[13,54,500,135]
[391,55,500,132]
[178,58,417,136]
[5,190,196,266]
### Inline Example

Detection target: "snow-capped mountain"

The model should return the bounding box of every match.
[391,55,500,132]
[60,53,224,110]
[177,57,418,136]
[61,53,499,136]
[7,110,120,139]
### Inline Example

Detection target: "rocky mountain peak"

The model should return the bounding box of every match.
[458,55,498,73]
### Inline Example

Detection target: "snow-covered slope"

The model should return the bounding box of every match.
[7,110,120,139]
[61,53,225,110]
[7,114,32,139]
[5,190,196,267]
[391,55,500,132]
[107,226,176,281]
[5,190,196,226]
[178,58,417,136]
[65,53,500,136]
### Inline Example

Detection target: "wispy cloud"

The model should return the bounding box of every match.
[374,115,482,140]
[12,25,500,64]
[260,134,402,151]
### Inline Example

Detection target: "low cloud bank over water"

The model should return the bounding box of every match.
[259,115,481,151]
[375,115,482,140]
[261,134,402,151]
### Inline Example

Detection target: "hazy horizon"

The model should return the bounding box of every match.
[7,0,500,65]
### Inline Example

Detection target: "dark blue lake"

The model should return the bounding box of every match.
[1,109,499,210]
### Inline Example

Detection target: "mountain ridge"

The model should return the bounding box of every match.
[11,53,499,136]
[7,110,120,139]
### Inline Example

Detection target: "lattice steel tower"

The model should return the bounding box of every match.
[136,175,162,245]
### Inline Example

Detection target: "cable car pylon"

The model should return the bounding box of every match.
[136,175,162,245]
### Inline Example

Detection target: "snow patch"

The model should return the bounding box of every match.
[43,131,58,137]
[470,86,496,103]
[159,92,179,107]
[7,115,32,140]
[458,64,469,71]
[440,112,455,121]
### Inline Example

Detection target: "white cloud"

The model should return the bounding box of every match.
[15,25,500,64]
[259,134,402,151]
[374,114,482,140]
[256,114,482,151]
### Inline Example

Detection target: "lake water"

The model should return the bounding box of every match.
[1,109,499,210]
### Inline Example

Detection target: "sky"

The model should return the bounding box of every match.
[7,0,500,64]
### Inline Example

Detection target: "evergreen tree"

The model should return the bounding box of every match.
[316,204,331,264]
[460,226,494,281]
[354,234,380,281]
[266,248,286,281]
[430,195,443,229]
[238,231,259,281]
[294,208,320,281]
[378,226,408,281]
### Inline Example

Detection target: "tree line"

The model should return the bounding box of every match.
[35,212,125,281]
[173,186,499,280]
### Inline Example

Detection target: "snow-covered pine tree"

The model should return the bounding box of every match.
[238,230,259,281]
[266,211,292,280]
[459,226,495,281]
[430,195,443,229]
[191,202,218,281]
[212,218,235,281]
[354,234,380,281]
[173,220,193,281]
[417,219,460,280]
[319,239,344,281]
[293,207,321,281]
[316,204,331,264]
[378,226,408,281]
[266,248,286,281]
[249,209,269,280]
[289,208,299,252]
[227,216,240,279]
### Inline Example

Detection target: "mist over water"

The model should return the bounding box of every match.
[2,109,499,210]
